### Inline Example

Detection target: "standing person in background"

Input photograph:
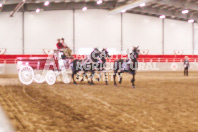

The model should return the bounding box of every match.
[184,56,190,76]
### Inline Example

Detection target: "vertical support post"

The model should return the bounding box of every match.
[121,13,123,54]
[192,23,195,55]
[73,9,75,54]
[162,19,164,55]
[22,11,25,54]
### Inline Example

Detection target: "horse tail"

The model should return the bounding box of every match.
[71,59,80,72]
[113,60,120,73]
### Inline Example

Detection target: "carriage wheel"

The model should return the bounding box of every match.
[18,66,34,85]
[45,70,56,85]
[34,74,45,83]
[34,70,47,83]
[62,73,71,84]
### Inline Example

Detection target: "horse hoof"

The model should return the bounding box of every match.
[132,85,135,88]
[96,78,100,81]
[106,83,108,85]
[119,81,122,84]
[74,83,77,85]
[114,84,118,87]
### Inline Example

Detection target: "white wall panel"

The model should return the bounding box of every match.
[0,13,22,54]
[75,10,121,54]
[0,9,195,55]
[123,14,162,54]
[194,23,198,54]
[24,10,73,54]
[164,19,193,55]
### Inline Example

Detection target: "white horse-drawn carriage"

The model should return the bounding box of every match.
[17,50,73,85]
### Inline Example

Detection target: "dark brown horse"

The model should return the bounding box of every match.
[113,47,139,88]
[71,48,110,85]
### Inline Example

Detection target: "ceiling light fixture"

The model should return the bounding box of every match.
[97,0,103,5]
[121,10,126,13]
[82,7,87,11]
[182,10,189,14]
[44,1,50,6]
[188,19,194,23]
[140,3,145,7]
[0,3,2,8]
[159,15,166,19]
[36,8,40,13]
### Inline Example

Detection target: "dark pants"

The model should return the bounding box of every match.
[184,67,188,76]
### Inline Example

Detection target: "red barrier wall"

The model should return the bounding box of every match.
[0,54,198,64]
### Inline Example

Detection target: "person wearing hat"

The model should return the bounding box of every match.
[184,56,190,76]
[56,39,64,49]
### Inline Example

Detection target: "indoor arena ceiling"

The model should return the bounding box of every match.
[0,0,198,22]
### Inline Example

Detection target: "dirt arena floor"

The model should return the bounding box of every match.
[0,71,198,132]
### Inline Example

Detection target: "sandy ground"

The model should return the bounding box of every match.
[0,71,198,132]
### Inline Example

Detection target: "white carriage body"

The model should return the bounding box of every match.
[17,50,73,85]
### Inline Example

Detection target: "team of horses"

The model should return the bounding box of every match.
[71,47,139,88]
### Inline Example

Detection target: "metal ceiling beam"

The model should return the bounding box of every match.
[109,0,155,14]
[0,0,21,5]
[0,1,117,12]
[10,0,25,17]
[0,0,104,5]
[130,6,198,21]
[152,0,198,11]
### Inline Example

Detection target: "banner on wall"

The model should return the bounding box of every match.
[171,63,178,71]
[0,49,6,55]
[174,50,183,55]
[140,49,149,55]
[43,49,54,55]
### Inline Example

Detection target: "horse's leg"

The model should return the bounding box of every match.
[118,71,123,84]
[90,70,95,85]
[104,72,108,85]
[84,71,91,84]
[95,72,100,82]
[113,70,118,86]
[131,71,136,88]
[81,72,86,82]
[72,71,77,85]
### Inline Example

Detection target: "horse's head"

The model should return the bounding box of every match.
[133,46,139,53]
[101,48,110,58]
[94,48,99,52]
[130,46,139,61]
[90,48,101,62]
[92,48,100,56]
